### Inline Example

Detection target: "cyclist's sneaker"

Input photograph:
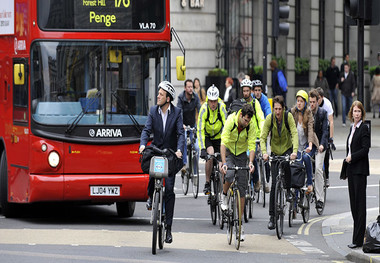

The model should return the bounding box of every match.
[181,166,187,176]
[267,216,275,230]
[146,197,152,211]
[325,178,330,187]
[286,190,293,202]
[307,185,313,194]
[221,194,228,211]
[316,200,324,209]
[264,183,270,193]
[203,182,211,195]
[240,225,245,241]
[254,181,261,192]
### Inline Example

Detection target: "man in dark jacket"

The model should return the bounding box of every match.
[270,60,287,104]
[339,63,356,126]
[309,89,328,208]
[325,56,340,117]
[139,81,185,244]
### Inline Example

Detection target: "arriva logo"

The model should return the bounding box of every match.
[89,129,122,137]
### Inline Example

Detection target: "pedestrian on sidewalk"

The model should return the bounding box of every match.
[344,100,370,249]
[371,67,380,118]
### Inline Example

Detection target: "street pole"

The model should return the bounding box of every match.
[357,18,364,104]
[263,0,268,93]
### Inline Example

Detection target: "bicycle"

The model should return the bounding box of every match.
[225,165,250,250]
[203,153,223,228]
[146,147,170,255]
[269,155,290,240]
[255,139,270,208]
[244,166,254,222]
[181,126,199,198]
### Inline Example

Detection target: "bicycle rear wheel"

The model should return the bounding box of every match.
[288,197,295,227]
[152,191,160,255]
[191,150,199,199]
[275,180,284,239]
[233,189,241,250]
[227,190,233,245]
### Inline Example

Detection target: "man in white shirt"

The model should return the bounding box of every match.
[316,87,335,187]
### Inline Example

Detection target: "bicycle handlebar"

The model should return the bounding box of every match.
[226,166,250,171]
[184,126,197,132]
[203,152,221,161]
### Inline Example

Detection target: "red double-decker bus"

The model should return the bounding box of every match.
[0,0,185,217]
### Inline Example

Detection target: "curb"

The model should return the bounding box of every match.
[322,208,380,263]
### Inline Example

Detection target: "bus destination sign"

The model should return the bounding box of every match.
[38,0,165,31]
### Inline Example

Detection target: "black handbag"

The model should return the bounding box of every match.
[290,161,306,188]
[140,146,183,176]
[340,159,348,180]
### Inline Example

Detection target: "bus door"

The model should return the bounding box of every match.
[9,58,30,201]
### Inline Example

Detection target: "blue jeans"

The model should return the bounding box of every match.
[297,145,316,186]
[329,88,338,115]
[183,129,199,172]
[341,95,353,124]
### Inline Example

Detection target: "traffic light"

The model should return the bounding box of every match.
[344,0,380,25]
[272,0,290,38]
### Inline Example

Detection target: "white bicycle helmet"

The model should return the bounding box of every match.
[252,79,263,87]
[207,84,219,100]
[240,78,252,88]
[158,81,175,100]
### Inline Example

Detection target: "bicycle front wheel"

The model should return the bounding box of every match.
[233,189,241,250]
[152,191,160,255]
[182,165,189,195]
[260,161,267,208]
[210,177,217,225]
[227,190,233,245]
[191,150,199,199]
[302,191,310,223]
[275,180,284,239]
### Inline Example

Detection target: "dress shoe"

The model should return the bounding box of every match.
[165,227,173,243]
[267,216,275,230]
[316,200,324,209]
[146,197,152,210]
[348,243,361,249]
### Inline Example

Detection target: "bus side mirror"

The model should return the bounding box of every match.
[176,56,186,81]
[109,49,122,63]
[14,64,25,85]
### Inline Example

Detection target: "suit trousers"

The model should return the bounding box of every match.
[148,175,176,226]
[348,173,367,246]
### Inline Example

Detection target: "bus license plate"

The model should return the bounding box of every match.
[90,186,120,196]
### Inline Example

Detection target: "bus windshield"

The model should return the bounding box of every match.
[31,41,168,127]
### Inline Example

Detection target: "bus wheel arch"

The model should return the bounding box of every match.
[116,201,135,218]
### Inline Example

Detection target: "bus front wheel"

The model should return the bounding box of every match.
[0,152,16,217]
[116,201,136,217]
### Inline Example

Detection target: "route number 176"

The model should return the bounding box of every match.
[115,0,130,8]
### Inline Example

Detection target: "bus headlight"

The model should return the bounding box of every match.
[48,151,60,168]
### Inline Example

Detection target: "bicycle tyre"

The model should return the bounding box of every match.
[260,161,267,208]
[316,171,327,215]
[227,190,233,245]
[275,179,284,239]
[302,191,310,223]
[182,155,189,195]
[152,191,160,255]
[248,178,254,219]
[158,201,165,250]
[213,173,222,227]
[234,189,241,250]
[288,198,294,227]
[210,175,217,225]
[192,150,199,199]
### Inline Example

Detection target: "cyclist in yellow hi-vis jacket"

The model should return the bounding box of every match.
[198,85,227,195]
[220,103,256,242]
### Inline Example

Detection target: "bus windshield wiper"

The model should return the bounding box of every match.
[111,91,142,134]
[65,91,102,134]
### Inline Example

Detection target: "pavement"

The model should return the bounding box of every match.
[322,112,380,263]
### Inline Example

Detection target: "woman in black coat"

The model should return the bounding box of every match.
[345,100,370,249]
